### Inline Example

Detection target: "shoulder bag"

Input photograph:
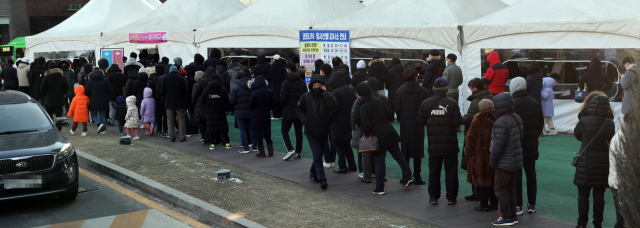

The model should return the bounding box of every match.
[358,135,379,153]
[572,122,607,167]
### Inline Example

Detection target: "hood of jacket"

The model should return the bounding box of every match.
[237,77,251,90]
[84,64,94,75]
[74,85,86,96]
[45,68,63,79]
[116,96,125,104]
[143,87,152,99]
[588,57,602,74]
[174,57,183,67]
[126,57,138,65]
[357,60,366,69]
[367,77,380,89]
[185,64,195,76]
[308,74,326,90]
[126,96,136,108]
[210,48,223,59]
[155,64,165,76]
[47,61,57,70]
[216,65,227,74]
[329,71,347,89]
[391,63,403,73]
[204,67,217,78]
[206,80,223,90]
[369,59,385,67]
[194,54,205,64]
[527,61,540,74]
[77,56,88,67]
[580,91,614,119]
[57,59,71,70]
[195,71,204,81]
[90,70,105,81]
[493,93,514,118]
[543,77,555,89]
[18,62,30,70]
[137,72,149,81]
[285,72,300,82]
[98,58,109,69]
[252,75,268,89]
[399,81,423,93]
[107,64,122,73]
[256,53,266,64]
[229,62,242,71]
[487,52,502,66]
[36,57,46,66]
[509,77,527,95]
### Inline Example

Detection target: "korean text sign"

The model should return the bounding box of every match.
[300,30,350,83]
[129,32,167,43]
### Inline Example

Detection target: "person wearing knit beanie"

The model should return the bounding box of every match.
[478,99,495,112]
[169,66,178,73]
[356,82,372,97]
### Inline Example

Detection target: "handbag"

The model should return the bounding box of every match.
[358,135,379,153]
[575,84,588,103]
[572,122,607,167]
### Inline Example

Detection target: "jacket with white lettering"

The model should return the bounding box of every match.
[416,87,462,155]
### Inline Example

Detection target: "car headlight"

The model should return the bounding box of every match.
[56,143,75,161]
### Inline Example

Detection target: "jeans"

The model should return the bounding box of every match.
[577,186,606,227]
[324,135,336,163]
[307,135,328,181]
[281,119,303,153]
[495,168,518,219]
[335,142,356,170]
[388,144,412,181]
[166,109,186,140]
[428,154,459,200]
[517,160,537,206]
[237,118,257,150]
[90,109,107,131]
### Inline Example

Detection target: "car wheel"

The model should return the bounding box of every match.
[59,179,79,201]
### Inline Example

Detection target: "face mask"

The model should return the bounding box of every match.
[313,87,324,96]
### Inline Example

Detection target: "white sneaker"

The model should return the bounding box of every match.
[358,172,364,179]
[70,130,75,135]
[271,117,281,120]
[548,130,558,136]
[133,136,140,140]
[97,124,104,133]
[331,162,335,168]
[283,150,296,161]
[140,124,145,129]
[187,134,192,138]
[81,132,87,136]
[323,162,332,168]
[238,149,251,154]
[100,131,106,135]
[516,206,524,215]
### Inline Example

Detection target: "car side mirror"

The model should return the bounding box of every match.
[55,117,69,128]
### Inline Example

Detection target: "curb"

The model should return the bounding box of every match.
[76,150,266,228]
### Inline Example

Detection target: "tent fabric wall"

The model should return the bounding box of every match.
[145,0,162,8]
[314,0,507,51]
[460,31,636,133]
[196,0,365,46]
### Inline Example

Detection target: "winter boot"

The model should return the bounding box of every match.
[267,143,274,157]
[255,148,267,157]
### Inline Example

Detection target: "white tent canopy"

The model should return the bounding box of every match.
[500,0,521,5]
[461,0,640,132]
[25,0,156,58]
[362,0,376,6]
[103,0,246,63]
[314,0,507,51]
[196,0,365,49]
[145,0,163,8]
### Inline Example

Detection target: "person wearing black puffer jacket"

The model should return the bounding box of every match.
[193,67,217,143]
[124,68,138,98]
[40,68,69,130]
[509,77,544,215]
[280,63,308,160]
[132,68,149,116]
[204,48,223,70]
[387,58,404,119]
[193,54,206,73]
[296,75,338,189]
[268,56,286,119]
[107,64,127,100]
[202,76,230,150]
[98,58,109,72]
[367,54,387,93]
[149,64,167,135]
[422,50,446,95]
[417,78,462,205]
[231,73,256,153]
[579,58,614,93]
[329,70,357,174]
[573,91,615,228]
[525,61,544,105]
[489,93,524,226]
[28,57,47,102]
[85,70,116,134]
[57,60,75,112]
[249,76,277,157]
[253,53,270,79]
[351,60,368,88]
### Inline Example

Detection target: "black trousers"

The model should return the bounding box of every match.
[495,168,518,219]
[516,160,537,206]
[428,154,459,200]
[155,103,167,133]
[272,104,282,118]
[335,142,356,170]
[45,106,63,131]
[405,157,422,178]
[256,135,273,148]
[197,121,208,142]
[281,119,303,153]
[307,135,327,181]
[208,132,229,145]
[480,186,498,207]
[612,189,625,228]
[577,186,606,227]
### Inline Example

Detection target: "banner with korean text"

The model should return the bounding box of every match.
[129,32,167,43]
[299,30,350,83]
[100,48,125,68]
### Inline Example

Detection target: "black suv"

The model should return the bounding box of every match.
[0,90,78,201]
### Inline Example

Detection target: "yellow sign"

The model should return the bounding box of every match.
[300,42,320,53]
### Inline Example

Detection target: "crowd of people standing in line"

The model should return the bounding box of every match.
[1,48,636,228]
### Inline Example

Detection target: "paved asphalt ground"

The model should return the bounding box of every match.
[0,170,205,228]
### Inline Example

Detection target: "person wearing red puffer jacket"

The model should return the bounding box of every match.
[483,52,510,95]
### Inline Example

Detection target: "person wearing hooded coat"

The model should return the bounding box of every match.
[366,54,387,92]
[40,68,69,130]
[268,56,286,119]
[417,78,462,205]
[541,77,557,135]
[231,72,257,152]
[525,61,544,105]
[328,71,357,173]
[422,50,446,95]
[572,91,615,228]
[98,58,109,72]
[1,59,18,91]
[57,60,75,113]
[184,64,198,134]
[296,75,338,190]
[106,64,127,124]
[79,64,93,87]
[28,57,47,102]
[351,60,367,88]
[202,76,230,150]
[464,99,499,212]
[74,56,89,86]
[509,77,544,215]
[17,58,30,95]
[484,52,510,95]
[280,63,308,160]
[394,69,429,185]
[488,93,524,226]
[193,67,216,143]
[253,53,270,80]
[227,61,242,91]
[132,68,149,115]
[387,58,405,119]
[161,66,189,142]
[204,48,223,70]
[249,76,277,157]
[140,87,155,135]
[85,70,116,134]
[124,67,138,98]
[193,54,206,73]
[124,53,144,78]
[149,64,167,135]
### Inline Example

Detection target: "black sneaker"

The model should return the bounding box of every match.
[413,176,426,185]
[429,197,438,205]
[372,189,385,195]
[448,199,457,205]
[527,203,537,213]
[487,205,499,211]
[399,179,414,188]
[474,206,489,212]
[293,153,301,159]
[309,174,320,183]
[320,180,328,189]
[465,194,480,201]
